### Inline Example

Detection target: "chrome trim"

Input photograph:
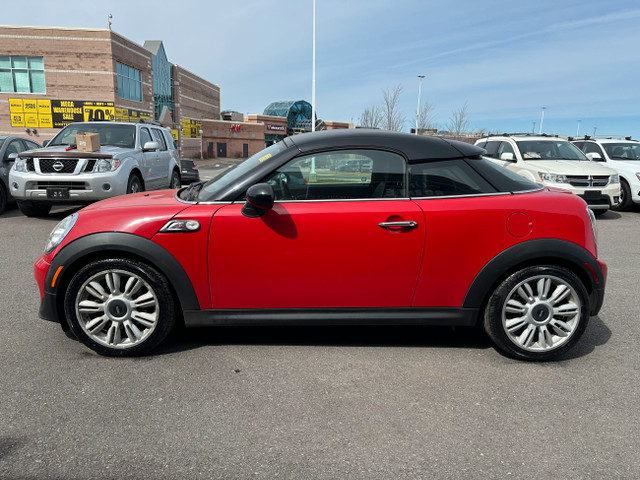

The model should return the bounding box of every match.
[379,221,418,228]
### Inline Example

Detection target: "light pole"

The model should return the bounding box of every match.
[199,129,203,159]
[415,75,425,135]
[538,106,546,134]
[311,0,316,133]
[576,120,581,137]
[532,122,536,134]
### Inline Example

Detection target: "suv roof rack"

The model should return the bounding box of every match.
[482,133,560,139]
[569,135,637,142]
[139,118,162,126]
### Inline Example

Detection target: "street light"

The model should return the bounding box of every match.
[415,75,425,135]
[576,120,581,137]
[199,129,203,159]
[538,106,546,134]
[311,0,316,132]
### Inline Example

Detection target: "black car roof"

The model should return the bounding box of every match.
[285,129,485,162]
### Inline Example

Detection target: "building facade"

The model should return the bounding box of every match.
[0,25,219,156]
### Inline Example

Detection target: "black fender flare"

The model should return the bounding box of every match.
[41,232,199,322]
[463,238,605,314]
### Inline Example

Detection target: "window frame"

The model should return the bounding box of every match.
[116,61,143,102]
[0,55,46,94]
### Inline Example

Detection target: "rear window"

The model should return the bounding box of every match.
[409,159,496,197]
[469,157,542,192]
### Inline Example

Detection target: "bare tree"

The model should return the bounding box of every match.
[381,85,406,132]
[447,101,470,137]
[417,101,435,132]
[359,105,383,129]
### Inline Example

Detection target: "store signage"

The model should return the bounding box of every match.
[181,118,201,138]
[9,98,151,128]
[266,124,285,132]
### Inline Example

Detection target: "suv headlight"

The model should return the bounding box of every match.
[608,174,619,184]
[539,172,569,184]
[44,213,78,254]
[13,157,28,172]
[95,158,121,172]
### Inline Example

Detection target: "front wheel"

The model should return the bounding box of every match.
[16,200,52,217]
[611,179,632,212]
[170,169,181,189]
[126,174,143,194]
[483,265,590,361]
[63,258,178,356]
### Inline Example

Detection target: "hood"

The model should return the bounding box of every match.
[18,145,136,158]
[526,159,617,175]
[67,190,189,239]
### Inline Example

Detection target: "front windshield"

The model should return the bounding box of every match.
[196,142,286,201]
[603,143,640,160]
[49,123,136,148]
[515,140,587,161]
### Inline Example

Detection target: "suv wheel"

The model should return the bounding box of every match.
[611,179,632,212]
[17,200,52,217]
[170,169,181,189]
[126,174,143,194]
[64,258,178,356]
[483,265,589,361]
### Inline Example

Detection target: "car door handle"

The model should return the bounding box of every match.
[378,221,418,229]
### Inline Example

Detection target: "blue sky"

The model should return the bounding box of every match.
[6,0,640,137]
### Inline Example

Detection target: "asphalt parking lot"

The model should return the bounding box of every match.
[1,204,639,479]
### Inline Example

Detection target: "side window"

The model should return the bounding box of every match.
[150,128,167,150]
[139,127,152,148]
[496,141,515,159]
[263,149,406,201]
[582,142,604,157]
[4,139,26,159]
[483,141,501,158]
[409,160,497,197]
[24,140,40,150]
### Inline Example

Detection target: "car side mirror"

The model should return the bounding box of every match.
[5,152,18,162]
[499,152,515,161]
[42,140,50,147]
[242,183,274,218]
[143,141,160,152]
[586,152,603,161]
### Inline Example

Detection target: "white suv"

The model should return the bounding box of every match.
[571,137,640,211]
[475,135,620,214]
[9,121,181,217]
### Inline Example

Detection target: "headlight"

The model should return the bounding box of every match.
[608,174,619,184]
[538,172,569,184]
[44,213,78,254]
[13,157,28,172]
[94,158,121,172]
[587,206,598,253]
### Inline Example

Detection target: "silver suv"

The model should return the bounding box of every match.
[9,121,181,217]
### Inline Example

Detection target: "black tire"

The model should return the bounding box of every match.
[483,265,590,361]
[0,183,7,215]
[611,179,632,212]
[63,258,178,356]
[16,200,52,217]
[126,174,143,194]
[170,169,181,189]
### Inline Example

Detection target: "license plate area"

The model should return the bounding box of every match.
[582,190,602,199]
[46,187,70,199]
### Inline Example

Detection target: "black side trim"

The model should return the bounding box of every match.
[463,239,605,315]
[183,307,477,327]
[42,232,199,322]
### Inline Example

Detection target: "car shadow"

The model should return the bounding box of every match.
[155,316,611,360]
[156,324,494,356]
[595,210,622,220]
[0,204,83,220]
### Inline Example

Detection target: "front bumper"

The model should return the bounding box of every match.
[543,183,620,211]
[34,255,59,323]
[10,169,130,202]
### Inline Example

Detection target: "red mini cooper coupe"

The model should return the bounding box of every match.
[35,130,606,360]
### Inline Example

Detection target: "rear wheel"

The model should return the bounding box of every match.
[63,258,178,356]
[16,200,52,217]
[483,265,590,361]
[611,179,632,212]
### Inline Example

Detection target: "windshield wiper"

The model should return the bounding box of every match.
[182,181,204,201]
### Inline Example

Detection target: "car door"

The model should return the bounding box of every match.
[138,127,159,189]
[150,128,170,187]
[208,149,425,309]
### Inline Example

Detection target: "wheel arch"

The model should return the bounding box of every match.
[128,167,145,189]
[463,239,604,318]
[42,232,199,325]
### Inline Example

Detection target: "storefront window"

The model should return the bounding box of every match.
[0,56,46,93]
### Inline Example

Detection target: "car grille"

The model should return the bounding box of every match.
[566,175,610,187]
[33,181,88,190]
[26,159,35,171]
[39,158,78,174]
[84,159,96,172]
